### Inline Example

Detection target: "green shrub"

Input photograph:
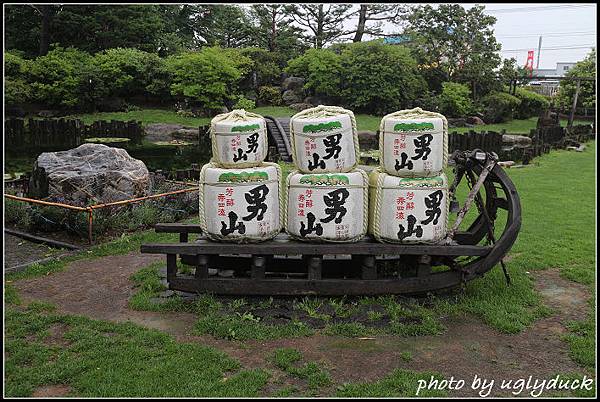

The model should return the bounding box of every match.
[5,50,32,105]
[481,91,521,123]
[514,87,550,119]
[257,85,283,106]
[27,46,92,108]
[87,48,163,102]
[338,42,427,114]
[438,82,473,117]
[239,48,283,89]
[233,95,256,110]
[285,48,342,97]
[165,47,251,113]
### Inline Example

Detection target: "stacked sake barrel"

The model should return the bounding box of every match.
[285,105,368,242]
[369,108,449,244]
[199,109,282,242]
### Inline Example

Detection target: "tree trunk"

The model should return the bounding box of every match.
[38,6,53,56]
[316,5,324,49]
[269,8,277,52]
[353,5,368,42]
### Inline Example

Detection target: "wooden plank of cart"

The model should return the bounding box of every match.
[141,224,492,296]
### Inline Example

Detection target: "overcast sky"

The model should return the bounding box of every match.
[328,3,596,69]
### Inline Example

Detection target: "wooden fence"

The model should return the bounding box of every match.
[447,123,594,163]
[5,118,144,151]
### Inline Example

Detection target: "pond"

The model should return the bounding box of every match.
[4,142,212,177]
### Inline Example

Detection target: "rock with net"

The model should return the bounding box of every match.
[29,143,151,206]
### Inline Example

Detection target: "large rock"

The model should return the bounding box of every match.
[447,118,467,128]
[281,76,305,91]
[29,143,151,205]
[282,89,305,105]
[357,131,378,150]
[466,116,485,125]
[502,134,532,146]
[289,103,314,112]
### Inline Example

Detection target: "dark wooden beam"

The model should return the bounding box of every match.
[168,271,463,296]
[141,241,491,257]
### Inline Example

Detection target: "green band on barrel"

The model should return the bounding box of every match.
[231,123,261,132]
[397,176,444,188]
[393,122,434,132]
[299,173,350,185]
[218,171,269,183]
[302,120,343,133]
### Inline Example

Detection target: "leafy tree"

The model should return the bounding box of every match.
[338,42,427,114]
[557,49,596,110]
[438,82,473,117]
[193,5,255,48]
[164,47,251,113]
[27,46,92,108]
[404,4,501,98]
[155,5,197,56]
[514,87,550,119]
[5,5,167,56]
[4,52,33,106]
[85,48,163,102]
[249,4,307,60]
[285,48,343,96]
[283,4,353,49]
[350,4,408,42]
[481,92,521,123]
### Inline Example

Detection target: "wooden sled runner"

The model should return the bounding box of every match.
[140,150,521,296]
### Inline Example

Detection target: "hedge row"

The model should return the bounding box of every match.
[5,43,550,120]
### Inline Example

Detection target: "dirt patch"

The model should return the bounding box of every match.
[32,384,72,397]
[44,323,72,347]
[14,252,198,337]
[4,234,65,272]
[13,255,594,397]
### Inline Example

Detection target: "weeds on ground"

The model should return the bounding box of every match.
[270,348,332,393]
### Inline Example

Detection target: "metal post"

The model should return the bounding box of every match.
[87,208,94,245]
[568,79,581,130]
[536,36,542,69]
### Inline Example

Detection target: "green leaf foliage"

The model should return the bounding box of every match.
[481,91,521,123]
[164,47,251,112]
[438,82,473,117]
[514,87,550,119]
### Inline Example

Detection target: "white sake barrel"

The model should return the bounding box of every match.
[210,109,268,168]
[368,168,448,244]
[379,108,448,177]
[199,162,282,242]
[290,105,359,173]
[286,169,368,242]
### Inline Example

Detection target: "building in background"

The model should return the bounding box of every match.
[533,62,577,77]
[528,61,577,97]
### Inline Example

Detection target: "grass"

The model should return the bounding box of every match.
[452,117,591,134]
[4,305,270,397]
[64,106,297,127]
[270,348,332,393]
[64,106,591,135]
[335,369,448,397]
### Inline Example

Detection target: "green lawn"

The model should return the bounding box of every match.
[64,107,590,134]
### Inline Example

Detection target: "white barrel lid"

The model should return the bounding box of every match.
[292,113,352,136]
[379,171,448,189]
[203,164,279,185]
[288,170,366,187]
